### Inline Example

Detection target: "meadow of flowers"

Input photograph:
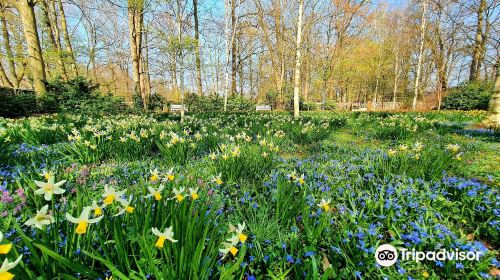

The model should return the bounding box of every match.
[0,111,498,280]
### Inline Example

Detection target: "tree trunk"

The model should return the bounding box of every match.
[1,9,18,88]
[412,0,427,110]
[193,0,203,96]
[17,0,47,96]
[41,0,68,80]
[293,0,304,118]
[128,0,144,106]
[224,0,231,111]
[392,51,400,109]
[469,0,485,82]
[176,0,185,121]
[57,0,78,76]
[486,55,499,126]
[230,0,237,95]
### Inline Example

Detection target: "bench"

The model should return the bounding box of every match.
[256,105,271,111]
[170,104,188,113]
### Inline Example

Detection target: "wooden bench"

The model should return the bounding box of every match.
[256,105,271,111]
[170,104,188,113]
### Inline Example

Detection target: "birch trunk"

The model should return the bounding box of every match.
[193,0,203,96]
[412,0,427,110]
[57,0,78,76]
[293,0,304,118]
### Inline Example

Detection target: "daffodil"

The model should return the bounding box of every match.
[172,187,185,202]
[34,177,66,201]
[228,222,247,243]
[295,174,305,186]
[211,173,223,185]
[0,232,12,255]
[66,207,103,235]
[287,170,297,181]
[189,187,199,200]
[208,152,217,160]
[152,226,178,249]
[146,185,165,201]
[446,143,460,153]
[114,197,135,216]
[91,200,104,217]
[24,205,54,230]
[219,242,239,259]
[398,144,408,151]
[0,255,23,280]
[387,149,397,157]
[165,168,175,181]
[39,170,54,180]
[102,185,125,206]
[413,142,424,152]
[150,168,160,183]
[454,153,462,161]
[317,198,331,211]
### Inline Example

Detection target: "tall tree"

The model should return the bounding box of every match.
[469,0,486,82]
[193,0,203,96]
[412,0,428,110]
[128,0,145,107]
[486,54,499,126]
[16,0,47,96]
[1,5,19,88]
[40,0,68,80]
[56,0,78,76]
[293,0,304,118]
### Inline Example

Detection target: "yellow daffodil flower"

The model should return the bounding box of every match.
[317,198,331,212]
[388,149,397,157]
[166,168,175,181]
[0,255,23,280]
[189,187,199,200]
[152,226,178,249]
[24,205,54,230]
[91,200,104,217]
[114,198,135,216]
[172,187,185,202]
[146,185,165,201]
[34,177,66,201]
[219,242,239,259]
[0,232,12,255]
[150,168,160,183]
[102,185,125,206]
[228,222,247,243]
[39,170,54,180]
[66,207,103,235]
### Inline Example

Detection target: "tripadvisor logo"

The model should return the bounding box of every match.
[375,244,482,267]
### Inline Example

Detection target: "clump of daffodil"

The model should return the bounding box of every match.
[211,173,223,186]
[34,176,66,201]
[189,187,199,200]
[317,198,331,212]
[228,223,247,243]
[24,205,54,230]
[0,255,23,280]
[146,185,165,201]
[66,207,103,235]
[90,200,104,217]
[152,226,178,249]
[149,168,160,183]
[0,232,12,255]
[114,197,135,216]
[398,144,408,151]
[413,142,424,152]
[172,187,185,202]
[219,222,247,259]
[102,185,125,206]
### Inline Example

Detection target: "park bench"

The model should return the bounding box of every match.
[170,104,188,113]
[256,105,271,111]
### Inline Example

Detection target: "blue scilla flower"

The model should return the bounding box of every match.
[286,255,294,264]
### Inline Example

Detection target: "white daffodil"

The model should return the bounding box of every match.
[114,197,135,216]
[66,207,103,235]
[146,185,165,201]
[295,174,305,186]
[219,242,239,259]
[317,198,331,212]
[188,187,199,200]
[172,187,185,202]
[34,177,66,201]
[102,185,125,206]
[152,226,178,249]
[91,200,104,217]
[24,205,54,230]
[165,168,175,181]
[228,222,247,243]
[211,173,223,186]
[0,232,12,255]
[149,168,160,183]
[0,255,23,279]
[39,170,54,180]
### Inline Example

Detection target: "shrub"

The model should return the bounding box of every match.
[442,81,492,110]
[0,90,38,117]
[184,93,253,112]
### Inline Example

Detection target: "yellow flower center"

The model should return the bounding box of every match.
[216,178,223,185]
[298,178,305,185]
[103,194,115,205]
[0,271,14,280]
[322,204,330,212]
[44,183,55,192]
[422,271,429,278]
[150,175,158,182]
[44,174,52,180]
[229,246,238,256]
[154,192,162,201]
[176,194,184,202]
[238,233,247,243]
[0,243,12,255]
[191,193,199,200]
[155,236,166,249]
[76,222,88,235]
[94,207,103,216]
[167,175,175,181]
[125,206,134,213]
